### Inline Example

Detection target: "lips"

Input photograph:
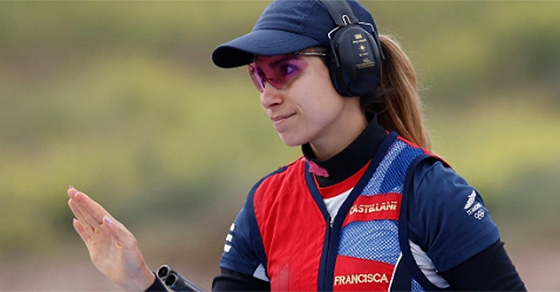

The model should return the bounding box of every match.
[271,112,296,124]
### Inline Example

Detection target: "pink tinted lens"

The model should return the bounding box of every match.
[247,55,309,92]
[247,64,266,92]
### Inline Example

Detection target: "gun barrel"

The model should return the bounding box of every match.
[157,265,171,282]
[157,265,205,292]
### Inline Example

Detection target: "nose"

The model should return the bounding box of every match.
[260,85,283,109]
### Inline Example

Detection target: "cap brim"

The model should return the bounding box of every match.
[212,29,322,68]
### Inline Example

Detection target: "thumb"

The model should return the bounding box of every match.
[102,215,133,245]
[102,215,120,239]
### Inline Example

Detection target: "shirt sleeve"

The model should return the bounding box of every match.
[439,240,526,291]
[212,268,271,291]
[219,204,269,281]
[408,159,501,272]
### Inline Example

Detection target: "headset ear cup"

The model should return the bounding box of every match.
[329,25,382,97]
[328,36,352,97]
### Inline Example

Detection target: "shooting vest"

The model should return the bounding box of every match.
[249,132,447,291]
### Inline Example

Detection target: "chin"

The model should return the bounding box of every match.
[277,134,308,147]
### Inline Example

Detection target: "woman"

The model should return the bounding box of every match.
[68,0,526,291]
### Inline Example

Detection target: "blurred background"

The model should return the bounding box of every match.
[1,1,559,290]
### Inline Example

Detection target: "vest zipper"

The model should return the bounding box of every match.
[321,215,336,291]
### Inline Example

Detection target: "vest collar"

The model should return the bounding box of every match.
[302,113,387,187]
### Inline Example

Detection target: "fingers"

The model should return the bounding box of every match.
[68,197,101,233]
[68,186,110,232]
[68,186,126,240]
[71,205,123,248]
[67,185,78,198]
[68,186,135,245]
[72,217,91,244]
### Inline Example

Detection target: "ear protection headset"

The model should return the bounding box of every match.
[318,0,384,97]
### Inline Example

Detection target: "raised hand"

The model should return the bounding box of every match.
[67,186,155,291]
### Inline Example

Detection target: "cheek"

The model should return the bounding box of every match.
[298,67,339,107]
[291,60,346,123]
[306,80,346,116]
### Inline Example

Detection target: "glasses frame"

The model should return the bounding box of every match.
[248,50,329,92]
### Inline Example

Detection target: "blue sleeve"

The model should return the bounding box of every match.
[219,203,267,280]
[408,159,501,272]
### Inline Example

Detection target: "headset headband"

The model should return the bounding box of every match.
[319,0,385,61]
[320,0,359,26]
[317,0,384,97]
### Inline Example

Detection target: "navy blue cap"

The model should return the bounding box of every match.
[212,0,378,68]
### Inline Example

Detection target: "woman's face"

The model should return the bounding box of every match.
[248,52,366,159]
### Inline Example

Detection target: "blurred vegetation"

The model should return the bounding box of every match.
[0,1,559,290]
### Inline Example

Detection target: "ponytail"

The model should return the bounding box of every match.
[362,35,431,150]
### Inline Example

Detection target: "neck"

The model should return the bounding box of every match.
[309,110,368,161]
